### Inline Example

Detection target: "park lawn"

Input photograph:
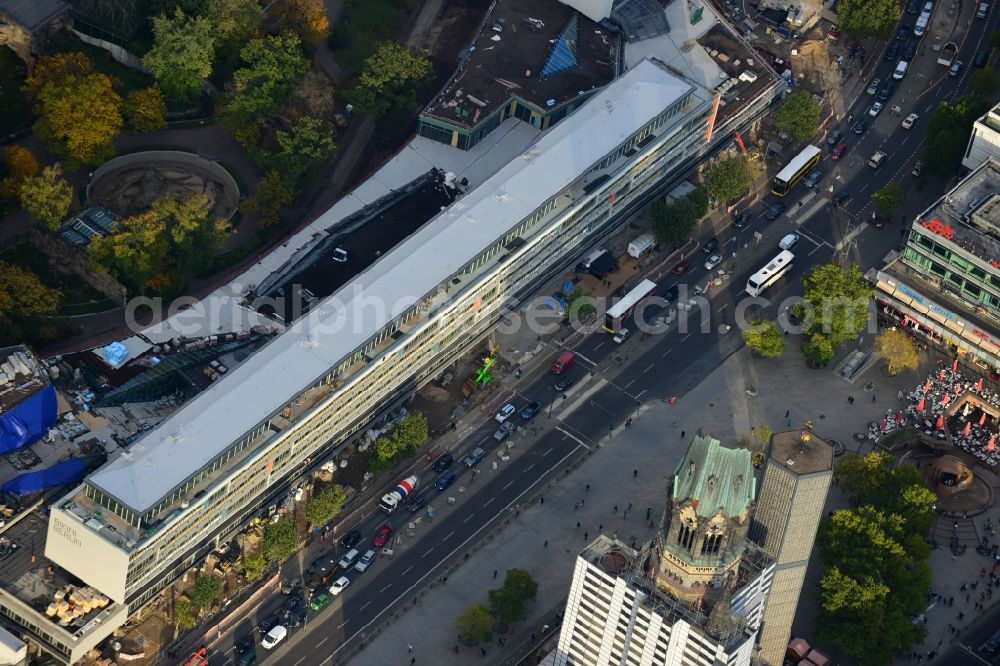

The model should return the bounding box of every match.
[0,47,31,136]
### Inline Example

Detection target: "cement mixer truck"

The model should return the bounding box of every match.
[379,475,419,514]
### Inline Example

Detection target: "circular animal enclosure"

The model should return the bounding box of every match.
[87,150,240,221]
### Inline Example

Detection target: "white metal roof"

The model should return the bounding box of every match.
[87,59,694,513]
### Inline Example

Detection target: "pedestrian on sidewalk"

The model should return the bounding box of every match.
[848,396,855,405]
[540,496,544,505]
[584,531,588,540]
[544,540,548,547]
[599,523,603,530]
[411,659,416,665]
[633,469,638,478]
[873,394,877,402]
[614,505,618,514]
[680,430,685,439]
[577,522,581,529]
[493,571,498,580]
[480,647,487,656]
[585,484,590,492]
[408,643,413,653]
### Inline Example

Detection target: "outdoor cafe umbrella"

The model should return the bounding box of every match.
[925,379,933,393]
[955,384,963,396]
[941,393,951,408]
[936,415,945,429]
[939,370,946,382]
[953,358,959,373]
[978,378,985,392]
[897,411,905,425]
[917,397,926,412]
[963,421,972,437]
[989,434,997,452]
[980,412,988,427]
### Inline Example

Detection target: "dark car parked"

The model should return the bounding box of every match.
[733,211,752,229]
[907,0,920,13]
[701,237,719,254]
[520,401,542,420]
[257,614,281,635]
[903,40,917,60]
[431,453,454,472]
[884,41,901,61]
[975,49,989,67]
[852,119,868,135]
[406,495,427,512]
[895,26,909,40]
[878,80,895,101]
[554,375,575,392]
[340,530,362,550]
[832,191,851,207]
[663,284,679,302]
[826,129,843,145]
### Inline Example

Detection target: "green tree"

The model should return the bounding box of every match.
[156,192,230,274]
[369,413,429,470]
[774,91,821,141]
[566,287,595,320]
[266,0,329,47]
[144,9,216,100]
[19,164,72,230]
[802,331,835,366]
[124,87,168,132]
[705,156,752,203]
[262,516,299,562]
[89,209,171,291]
[489,569,539,623]
[971,68,1000,98]
[795,263,872,352]
[651,199,693,247]
[33,72,122,166]
[872,182,903,216]
[245,170,295,226]
[242,553,267,582]
[750,424,772,448]
[815,506,931,664]
[228,33,309,121]
[350,41,432,120]
[0,261,62,328]
[22,52,93,100]
[456,605,494,644]
[686,185,709,218]
[191,574,223,610]
[874,329,918,375]
[923,96,990,177]
[836,0,900,39]
[304,484,347,527]
[266,116,336,186]
[1,146,39,203]
[208,0,262,58]
[174,599,197,629]
[742,320,786,357]
[833,452,937,535]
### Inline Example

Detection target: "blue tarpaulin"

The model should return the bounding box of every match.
[1,457,87,497]
[0,385,57,454]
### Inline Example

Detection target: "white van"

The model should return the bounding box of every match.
[261,625,287,649]
[914,11,929,35]
[338,548,360,569]
[977,1,988,16]
[868,151,887,169]
[893,60,909,79]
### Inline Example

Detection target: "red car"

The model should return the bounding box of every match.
[830,143,847,160]
[671,260,690,276]
[373,524,393,548]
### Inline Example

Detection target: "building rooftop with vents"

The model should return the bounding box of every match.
[916,158,1000,267]
[81,58,697,517]
[417,0,618,150]
[767,430,833,476]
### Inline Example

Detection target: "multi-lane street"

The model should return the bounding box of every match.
[206,7,999,665]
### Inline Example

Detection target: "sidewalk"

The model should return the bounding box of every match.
[343,335,935,665]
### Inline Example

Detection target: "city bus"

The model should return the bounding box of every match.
[745,250,795,297]
[604,279,657,332]
[771,145,821,196]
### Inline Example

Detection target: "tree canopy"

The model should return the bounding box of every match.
[1,146,39,204]
[370,412,429,470]
[0,261,62,330]
[32,70,122,166]
[22,52,94,101]
[874,329,918,376]
[174,599,197,628]
[228,33,310,121]
[262,516,299,562]
[304,484,347,527]
[742,320,786,357]
[144,9,216,100]
[872,182,903,216]
[245,170,295,227]
[794,263,872,365]
[207,0,262,58]
[20,164,73,231]
[266,0,329,47]
[836,0,900,39]
[774,91,820,141]
[833,451,937,534]
[191,574,223,610]
[351,42,432,120]
[705,156,752,203]
[923,96,990,178]
[971,68,1000,98]
[89,193,229,293]
[124,87,168,133]
[456,605,494,644]
[242,553,267,582]
[651,187,708,247]
[266,115,336,187]
[488,569,539,624]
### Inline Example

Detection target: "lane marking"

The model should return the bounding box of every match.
[625,379,636,388]
[402,566,413,575]
[524,464,535,472]
[574,352,597,366]
[543,447,554,456]
[643,364,654,374]
[444,530,454,540]
[360,601,371,611]
[380,584,392,593]
[329,443,586,660]
[555,426,591,448]
[662,348,673,358]
[462,514,474,524]
[318,637,329,647]
[593,342,604,351]
[681,333,691,342]
[422,548,434,558]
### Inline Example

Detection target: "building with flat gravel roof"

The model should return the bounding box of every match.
[45,57,718,619]
[872,158,1000,374]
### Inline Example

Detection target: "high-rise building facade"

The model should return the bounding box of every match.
[44,59,718,617]
[749,430,833,666]
[964,102,1000,170]
[555,436,775,666]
